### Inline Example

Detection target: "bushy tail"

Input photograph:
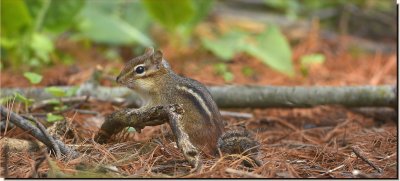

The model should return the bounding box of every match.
[217,130,261,166]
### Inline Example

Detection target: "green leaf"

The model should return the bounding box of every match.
[214,63,234,82]
[46,113,64,122]
[121,0,152,33]
[142,0,195,32]
[29,33,54,63]
[222,72,234,82]
[1,0,32,38]
[14,92,34,105]
[46,99,61,105]
[44,0,84,32]
[242,67,255,77]
[23,72,43,84]
[66,86,79,97]
[78,7,153,46]
[54,105,68,111]
[188,0,213,27]
[300,53,326,66]
[201,30,245,61]
[300,53,325,76]
[244,26,294,76]
[0,96,14,105]
[24,0,84,33]
[45,87,66,97]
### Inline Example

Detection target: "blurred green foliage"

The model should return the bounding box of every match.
[1,0,393,78]
[76,0,152,46]
[143,0,213,44]
[1,0,84,69]
[202,26,294,76]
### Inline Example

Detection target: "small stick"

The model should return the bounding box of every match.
[34,119,61,159]
[225,168,263,178]
[220,111,253,119]
[0,106,78,159]
[22,115,61,158]
[351,146,383,173]
[73,109,99,115]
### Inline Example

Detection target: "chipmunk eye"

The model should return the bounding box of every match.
[135,66,145,74]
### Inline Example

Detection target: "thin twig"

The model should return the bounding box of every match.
[351,146,383,173]
[0,105,79,159]
[225,168,263,178]
[73,109,99,115]
[34,119,61,159]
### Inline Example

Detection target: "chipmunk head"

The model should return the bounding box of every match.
[116,47,169,92]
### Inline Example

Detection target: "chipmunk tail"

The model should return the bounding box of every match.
[217,130,261,166]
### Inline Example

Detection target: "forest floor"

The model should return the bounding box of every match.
[0,28,397,178]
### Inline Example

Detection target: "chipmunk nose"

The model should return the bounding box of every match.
[116,75,121,83]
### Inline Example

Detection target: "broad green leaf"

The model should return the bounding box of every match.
[79,7,153,46]
[180,0,213,36]
[201,30,246,61]
[189,0,213,27]
[45,87,66,97]
[1,0,32,38]
[46,113,64,123]
[244,26,294,76]
[43,0,84,32]
[121,0,152,33]
[142,0,195,31]
[23,72,43,84]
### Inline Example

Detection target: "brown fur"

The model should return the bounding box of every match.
[117,48,225,155]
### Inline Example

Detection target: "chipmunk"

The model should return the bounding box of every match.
[115,47,260,170]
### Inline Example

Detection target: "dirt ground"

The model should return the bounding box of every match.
[0,29,397,178]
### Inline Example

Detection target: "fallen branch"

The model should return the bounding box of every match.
[0,105,79,159]
[34,119,61,159]
[0,84,396,108]
[351,146,383,173]
[94,104,178,143]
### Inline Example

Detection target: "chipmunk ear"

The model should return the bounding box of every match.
[152,50,163,64]
[144,47,154,55]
